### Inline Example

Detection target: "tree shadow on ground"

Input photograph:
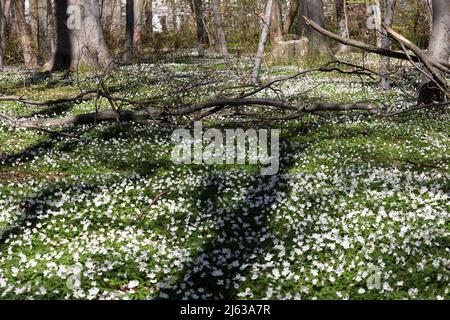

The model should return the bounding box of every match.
[159,132,299,299]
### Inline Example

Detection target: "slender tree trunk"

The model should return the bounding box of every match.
[133,0,145,52]
[250,0,274,85]
[283,0,299,35]
[296,0,329,55]
[124,0,145,62]
[14,0,38,68]
[29,0,48,63]
[367,0,382,47]
[335,0,350,56]
[49,0,114,71]
[212,0,228,57]
[193,0,206,56]
[46,0,54,59]
[124,0,135,62]
[29,0,39,50]
[0,0,8,69]
[110,0,122,35]
[380,0,396,90]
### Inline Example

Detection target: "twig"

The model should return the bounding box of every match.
[132,191,169,224]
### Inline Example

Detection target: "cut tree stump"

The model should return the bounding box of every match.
[270,37,309,63]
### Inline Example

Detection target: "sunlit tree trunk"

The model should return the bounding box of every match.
[296,0,329,55]
[193,0,206,56]
[419,0,450,102]
[0,0,8,69]
[380,0,396,90]
[29,0,48,63]
[250,0,274,85]
[335,0,350,56]
[124,0,145,62]
[283,0,299,35]
[14,0,38,68]
[272,0,283,41]
[49,0,114,71]
[212,0,228,57]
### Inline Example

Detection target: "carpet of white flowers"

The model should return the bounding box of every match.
[0,57,449,299]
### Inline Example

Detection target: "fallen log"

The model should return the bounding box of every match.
[2,99,375,128]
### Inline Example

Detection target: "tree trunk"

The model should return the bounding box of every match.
[296,0,329,55]
[49,0,114,71]
[143,0,152,35]
[419,0,450,103]
[101,0,114,31]
[124,0,145,62]
[283,0,299,35]
[133,0,145,52]
[46,0,55,59]
[380,0,396,90]
[367,0,382,47]
[193,0,206,57]
[250,0,274,85]
[212,0,228,57]
[29,0,48,63]
[0,0,8,69]
[14,0,38,68]
[335,0,350,56]
[272,0,283,41]
[110,0,122,35]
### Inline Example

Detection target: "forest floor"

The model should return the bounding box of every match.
[0,54,449,299]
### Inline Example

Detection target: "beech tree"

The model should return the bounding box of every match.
[419,0,450,101]
[250,0,274,85]
[49,0,114,71]
[212,0,228,57]
[335,0,350,56]
[124,0,145,62]
[14,0,38,68]
[380,0,396,90]
[193,0,206,56]
[0,0,8,69]
[283,0,299,35]
[296,0,329,54]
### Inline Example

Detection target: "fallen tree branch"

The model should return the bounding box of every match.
[382,101,450,117]
[304,17,450,73]
[382,22,449,92]
[0,89,98,106]
[8,99,374,128]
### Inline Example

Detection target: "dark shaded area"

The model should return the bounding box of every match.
[51,0,72,71]
[160,135,298,299]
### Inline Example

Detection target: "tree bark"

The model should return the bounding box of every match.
[212,0,228,57]
[14,0,38,68]
[124,0,145,62]
[111,0,122,35]
[0,0,8,69]
[193,0,206,56]
[49,0,114,71]
[29,0,48,63]
[380,0,396,90]
[250,0,274,85]
[283,0,299,35]
[419,0,450,103]
[46,0,55,59]
[296,0,329,55]
[335,0,350,56]
[272,0,283,41]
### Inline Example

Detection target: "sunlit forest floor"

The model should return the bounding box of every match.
[0,54,449,299]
